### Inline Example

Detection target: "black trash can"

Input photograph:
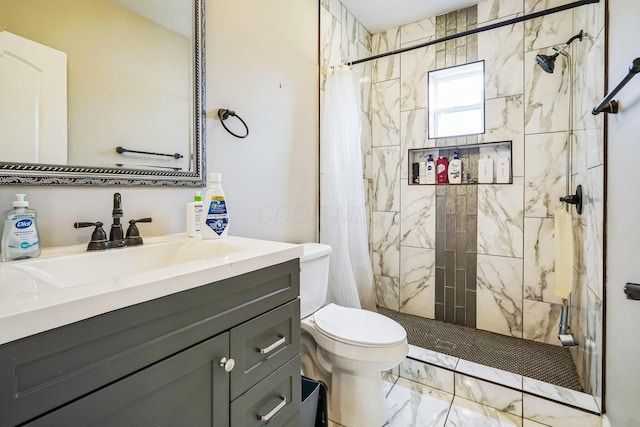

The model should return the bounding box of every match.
[300,376,328,427]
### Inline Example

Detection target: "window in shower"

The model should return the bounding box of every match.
[428,60,485,139]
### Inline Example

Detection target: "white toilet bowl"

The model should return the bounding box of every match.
[301,303,408,427]
[299,243,408,427]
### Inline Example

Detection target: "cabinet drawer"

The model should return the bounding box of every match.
[231,355,301,427]
[230,299,300,399]
[26,333,230,427]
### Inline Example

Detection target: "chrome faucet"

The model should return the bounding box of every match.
[74,193,152,251]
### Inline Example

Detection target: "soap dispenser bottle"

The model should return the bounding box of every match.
[448,152,462,184]
[425,154,436,184]
[2,194,41,261]
[201,173,229,239]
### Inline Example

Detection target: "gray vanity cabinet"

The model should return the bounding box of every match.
[0,259,301,427]
[25,332,231,427]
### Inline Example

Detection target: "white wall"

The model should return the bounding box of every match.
[606,0,640,425]
[0,0,318,248]
[207,0,319,243]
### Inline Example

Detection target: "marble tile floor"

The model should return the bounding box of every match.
[328,374,598,427]
[328,374,529,427]
[322,344,601,427]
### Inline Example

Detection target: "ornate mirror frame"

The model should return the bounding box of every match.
[0,0,206,187]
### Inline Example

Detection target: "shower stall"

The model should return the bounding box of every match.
[320,0,605,414]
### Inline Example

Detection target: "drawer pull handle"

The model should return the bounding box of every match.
[258,335,286,354]
[219,357,235,372]
[258,395,287,421]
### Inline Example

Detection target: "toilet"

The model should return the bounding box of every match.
[299,243,408,427]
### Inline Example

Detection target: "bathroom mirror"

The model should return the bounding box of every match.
[0,0,205,186]
[428,60,485,139]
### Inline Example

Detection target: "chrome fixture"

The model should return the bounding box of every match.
[558,301,577,347]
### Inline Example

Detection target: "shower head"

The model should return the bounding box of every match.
[535,30,584,74]
[536,52,559,74]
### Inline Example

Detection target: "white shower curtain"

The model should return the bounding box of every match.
[320,66,376,311]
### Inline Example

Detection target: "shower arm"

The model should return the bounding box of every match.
[553,30,583,56]
[592,58,640,115]
[565,31,584,46]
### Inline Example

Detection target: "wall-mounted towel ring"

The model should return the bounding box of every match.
[218,109,249,138]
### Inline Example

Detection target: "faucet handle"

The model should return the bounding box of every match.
[74,221,109,251]
[125,217,152,246]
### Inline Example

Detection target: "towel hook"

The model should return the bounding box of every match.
[218,109,249,138]
[559,184,583,215]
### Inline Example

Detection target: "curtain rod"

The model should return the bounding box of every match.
[347,0,600,67]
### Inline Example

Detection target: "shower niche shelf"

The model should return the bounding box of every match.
[408,140,512,186]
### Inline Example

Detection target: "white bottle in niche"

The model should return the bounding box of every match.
[448,151,462,184]
[418,161,427,184]
[496,157,510,183]
[477,156,494,184]
[425,154,436,184]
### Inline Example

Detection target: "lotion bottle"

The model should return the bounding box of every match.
[2,194,41,261]
[186,191,203,238]
[425,154,436,184]
[448,152,462,184]
[201,173,229,239]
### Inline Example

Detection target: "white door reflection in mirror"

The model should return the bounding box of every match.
[428,60,484,139]
[0,31,67,164]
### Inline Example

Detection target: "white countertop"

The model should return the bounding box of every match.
[0,234,302,345]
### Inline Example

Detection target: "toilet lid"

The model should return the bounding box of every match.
[313,304,406,347]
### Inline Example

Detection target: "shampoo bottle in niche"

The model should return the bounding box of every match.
[436,156,449,184]
[1,194,41,261]
[496,157,511,184]
[478,156,494,184]
[425,154,436,184]
[201,173,229,239]
[417,162,427,184]
[448,151,462,184]
[186,191,203,238]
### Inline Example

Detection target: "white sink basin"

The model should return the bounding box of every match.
[13,238,246,288]
[0,234,303,346]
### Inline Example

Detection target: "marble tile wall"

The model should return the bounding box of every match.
[320,0,604,412]
[569,0,605,410]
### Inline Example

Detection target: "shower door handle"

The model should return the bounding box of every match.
[624,283,640,300]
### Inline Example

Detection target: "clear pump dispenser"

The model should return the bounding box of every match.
[1,194,41,261]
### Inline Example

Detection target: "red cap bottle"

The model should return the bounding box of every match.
[436,157,449,184]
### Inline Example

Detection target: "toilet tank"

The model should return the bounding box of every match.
[299,243,332,318]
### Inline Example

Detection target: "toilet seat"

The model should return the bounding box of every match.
[313,303,406,347]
